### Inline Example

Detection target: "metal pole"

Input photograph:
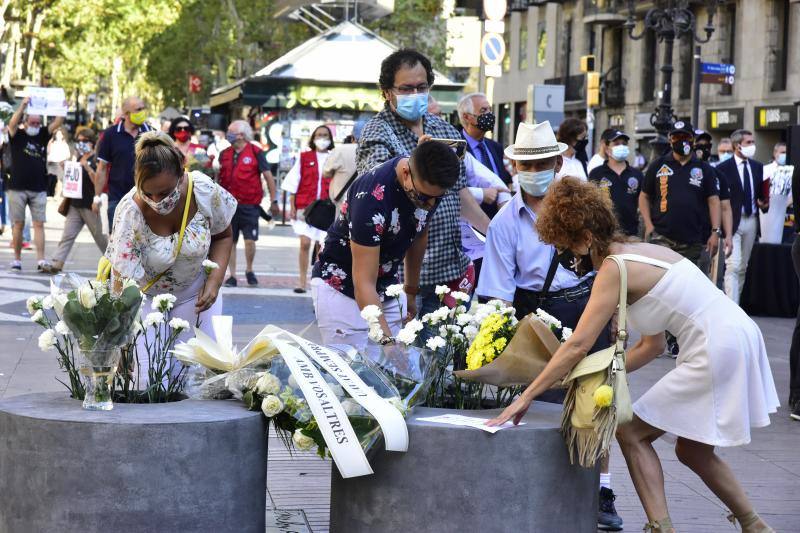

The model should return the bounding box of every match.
[650,30,675,155]
[691,45,701,127]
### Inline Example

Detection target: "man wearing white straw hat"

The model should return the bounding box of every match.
[476,120,623,532]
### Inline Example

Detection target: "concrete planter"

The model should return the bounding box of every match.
[330,403,598,533]
[0,392,267,533]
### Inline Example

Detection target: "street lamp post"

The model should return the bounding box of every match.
[623,0,724,147]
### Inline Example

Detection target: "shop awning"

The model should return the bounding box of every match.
[210,21,463,112]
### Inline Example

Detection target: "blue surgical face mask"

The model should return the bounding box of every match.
[517,167,555,197]
[395,93,428,121]
[610,145,630,162]
[777,153,786,166]
[718,152,733,163]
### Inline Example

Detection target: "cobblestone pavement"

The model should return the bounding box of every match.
[0,199,797,532]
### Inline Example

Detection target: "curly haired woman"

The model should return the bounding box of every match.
[489,178,778,533]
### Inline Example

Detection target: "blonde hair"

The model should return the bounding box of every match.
[134,131,184,189]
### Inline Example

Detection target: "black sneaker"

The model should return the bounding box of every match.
[245,271,258,286]
[790,398,800,421]
[224,276,237,288]
[598,487,623,531]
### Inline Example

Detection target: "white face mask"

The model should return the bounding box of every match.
[26,126,40,137]
[740,144,756,159]
[315,138,331,151]
[139,176,183,215]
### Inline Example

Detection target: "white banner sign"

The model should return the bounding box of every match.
[288,332,409,452]
[27,87,68,117]
[62,161,83,199]
[272,337,374,478]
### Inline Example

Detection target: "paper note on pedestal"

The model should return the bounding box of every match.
[416,413,525,434]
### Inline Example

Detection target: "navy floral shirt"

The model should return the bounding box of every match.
[312,157,437,299]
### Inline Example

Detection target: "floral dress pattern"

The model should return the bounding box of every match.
[105,171,237,294]
[312,157,437,299]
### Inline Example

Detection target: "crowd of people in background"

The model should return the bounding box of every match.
[0,45,793,532]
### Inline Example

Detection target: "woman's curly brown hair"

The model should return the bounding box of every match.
[536,177,624,258]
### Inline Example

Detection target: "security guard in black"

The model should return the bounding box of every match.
[588,129,642,236]
[642,153,719,244]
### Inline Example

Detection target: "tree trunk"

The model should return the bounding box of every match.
[22,8,46,81]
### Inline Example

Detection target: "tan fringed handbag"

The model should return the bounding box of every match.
[561,255,633,468]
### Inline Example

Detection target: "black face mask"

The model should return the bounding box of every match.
[573,138,589,153]
[695,144,711,161]
[672,140,693,157]
[476,112,496,132]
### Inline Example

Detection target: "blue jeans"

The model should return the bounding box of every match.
[415,285,443,346]
[108,199,120,233]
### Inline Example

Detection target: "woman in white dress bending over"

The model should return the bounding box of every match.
[489,178,779,533]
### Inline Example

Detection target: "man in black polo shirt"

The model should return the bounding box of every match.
[93,96,152,229]
[640,120,721,264]
[588,129,642,236]
[694,129,733,284]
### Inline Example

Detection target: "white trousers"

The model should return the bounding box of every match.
[724,215,758,305]
[135,274,223,384]
[311,278,404,352]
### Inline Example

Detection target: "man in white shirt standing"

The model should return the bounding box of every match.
[715,129,767,304]
[587,127,615,174]
[759,142,792,244]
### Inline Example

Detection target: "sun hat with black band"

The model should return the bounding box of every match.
[600,129,630,143]
[669,120,694,136]
[503,121,568,161]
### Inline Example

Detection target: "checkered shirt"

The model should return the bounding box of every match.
[356,104,469,286]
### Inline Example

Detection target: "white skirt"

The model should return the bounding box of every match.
[291,211,327,242]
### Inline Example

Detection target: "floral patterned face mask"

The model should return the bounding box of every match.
[140,175,183,215]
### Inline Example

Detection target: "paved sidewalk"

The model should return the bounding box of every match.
[0,199,798,532]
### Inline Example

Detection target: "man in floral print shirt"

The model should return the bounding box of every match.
[357,49,490,337]
[312,141,461,348]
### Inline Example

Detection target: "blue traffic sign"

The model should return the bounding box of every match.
[701,62,735,76]
[481,33,506,66]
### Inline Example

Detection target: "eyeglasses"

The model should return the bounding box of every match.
[392,83,430,95]
[408,164,445,203]
[174,126,191,132]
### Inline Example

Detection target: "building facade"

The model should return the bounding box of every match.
[482,0,800,163]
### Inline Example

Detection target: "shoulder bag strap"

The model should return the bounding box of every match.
[334,170,359,203]
[142,174,194,293]
[533,250,561,309]
[605,255,629,352]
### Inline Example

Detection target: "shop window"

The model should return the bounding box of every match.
[503,26,511,72]
[642,30,656,102]
[519,21,528,71]
[769,0,789,92]
[537,22,547,67]
[718,3,735,96]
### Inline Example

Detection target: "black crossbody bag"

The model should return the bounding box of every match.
[304,170,359,231]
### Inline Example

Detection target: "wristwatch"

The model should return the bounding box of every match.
[712,228,722,236]
[92,195,102,205]
[378,336,395,346]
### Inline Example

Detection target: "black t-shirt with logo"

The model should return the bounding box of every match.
[9,128,51,192]
[643,154,719,244]
[589,161,643,236]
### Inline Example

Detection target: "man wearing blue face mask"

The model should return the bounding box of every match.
[357,49,490,334]
[589,129,642,236]
[476,120,622,532]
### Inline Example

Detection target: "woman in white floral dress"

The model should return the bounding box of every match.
[105,131,237,340]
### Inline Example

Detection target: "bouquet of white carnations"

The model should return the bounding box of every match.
[174,321,428,478]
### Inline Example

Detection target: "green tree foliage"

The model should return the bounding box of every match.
[366,0,449,71]
[144,0,312,106]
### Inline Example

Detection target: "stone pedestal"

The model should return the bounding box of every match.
[0,392,267,533]
[330,403,598,533]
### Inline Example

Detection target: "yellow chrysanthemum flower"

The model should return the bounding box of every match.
[593,385,614,408]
